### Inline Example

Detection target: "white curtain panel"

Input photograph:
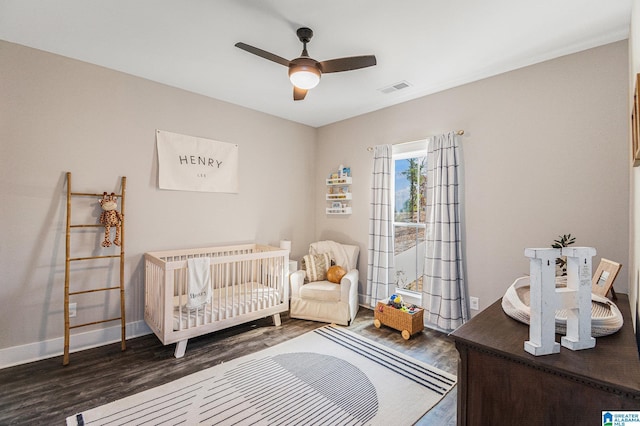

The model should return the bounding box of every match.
[422,132,469,331]
[366,144,394,307]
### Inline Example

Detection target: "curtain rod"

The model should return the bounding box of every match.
[366,129,465,152]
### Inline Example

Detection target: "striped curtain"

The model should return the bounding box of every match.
[422,132,469,331]
[366,144,394,307]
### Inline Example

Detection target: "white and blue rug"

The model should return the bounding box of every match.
[67,326,456,425]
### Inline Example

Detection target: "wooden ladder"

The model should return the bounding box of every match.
[63,172,127,365]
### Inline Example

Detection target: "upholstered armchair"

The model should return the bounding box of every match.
[289,241,359,326]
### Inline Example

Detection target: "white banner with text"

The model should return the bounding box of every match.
[156,130,239,193]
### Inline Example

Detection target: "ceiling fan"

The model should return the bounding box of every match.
[235,27,377,101]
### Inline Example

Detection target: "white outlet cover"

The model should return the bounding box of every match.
[470,297,479,310]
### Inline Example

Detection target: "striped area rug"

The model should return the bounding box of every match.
[67,326,456,425]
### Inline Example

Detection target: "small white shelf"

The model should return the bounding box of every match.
[326,207,352,215]
[326,177,352,185]
[326,193,352,201]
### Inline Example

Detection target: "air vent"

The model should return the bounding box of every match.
[378,80,411,94]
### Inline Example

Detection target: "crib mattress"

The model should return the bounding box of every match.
[172,283,280,331]
[501,276,623,337]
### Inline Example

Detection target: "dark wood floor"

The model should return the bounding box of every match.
[0,308,458,425]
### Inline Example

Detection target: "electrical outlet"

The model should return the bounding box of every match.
[470,297,479,311]
[69,303,77,318]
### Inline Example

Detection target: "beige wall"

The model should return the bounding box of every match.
[317,41,630,313]
[0,41,317,354]
[0,37,631,363]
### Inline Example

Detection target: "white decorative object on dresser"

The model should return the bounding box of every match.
[326,165,352,215]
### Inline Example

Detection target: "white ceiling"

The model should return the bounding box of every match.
[0,0,632,128]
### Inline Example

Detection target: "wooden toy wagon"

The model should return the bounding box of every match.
[373,301,424,340]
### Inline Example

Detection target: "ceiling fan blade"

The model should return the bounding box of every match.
[319,55,377,73]
[293,86,307,101]
[234,42,290,67]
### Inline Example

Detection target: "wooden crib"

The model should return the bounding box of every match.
[145,243,289,358]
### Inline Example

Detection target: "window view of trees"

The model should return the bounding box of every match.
[395,157,428,223]
[394,155,427,293]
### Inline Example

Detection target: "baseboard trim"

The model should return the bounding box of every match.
[0,321,152,370]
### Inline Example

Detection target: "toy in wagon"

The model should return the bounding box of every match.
[374,294,424,340]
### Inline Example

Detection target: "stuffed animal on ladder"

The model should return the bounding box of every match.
[99,192,123,247]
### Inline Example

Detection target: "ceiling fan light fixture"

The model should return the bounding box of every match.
[235,26,376,100]
[289,64,321,89]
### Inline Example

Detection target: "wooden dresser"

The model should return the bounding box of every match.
[451,294,640,425]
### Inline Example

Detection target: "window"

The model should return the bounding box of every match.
[393,144,427,295]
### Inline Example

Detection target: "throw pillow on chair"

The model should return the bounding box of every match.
[327,265,346,283]
[301,253,332,281]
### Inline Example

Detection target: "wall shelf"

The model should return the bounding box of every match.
[326,176,352,185]
[326,193,352,201]
[326,207,353,215]
[326,170,352,215]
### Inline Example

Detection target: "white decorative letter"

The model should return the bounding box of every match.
[523,246,597,356]
[524,248,561,356]
[560,247,596,350]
